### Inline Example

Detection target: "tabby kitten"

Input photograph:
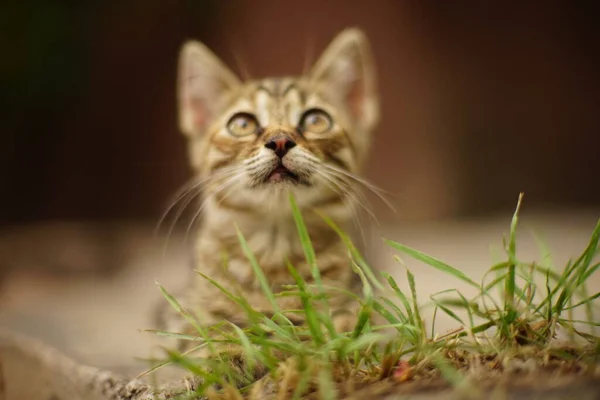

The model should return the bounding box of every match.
[159,28,379,339]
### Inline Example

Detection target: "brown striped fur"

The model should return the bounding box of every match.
[159,28,379,341]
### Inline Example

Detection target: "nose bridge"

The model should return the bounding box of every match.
[263,127,297,143]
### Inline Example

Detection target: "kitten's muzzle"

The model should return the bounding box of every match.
[266,160,301,184]
[264,135,296,158]
[261,135,309,185]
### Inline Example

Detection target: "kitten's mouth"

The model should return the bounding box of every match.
[267,164,301,184]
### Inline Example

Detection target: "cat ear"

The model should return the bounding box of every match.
[310,28,379,132]
[178,41,241,137]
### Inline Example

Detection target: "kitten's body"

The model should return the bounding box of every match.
[159,29,379,338]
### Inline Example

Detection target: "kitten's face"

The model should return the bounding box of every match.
[178,29,378,210]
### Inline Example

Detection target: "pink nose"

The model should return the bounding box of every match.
[264,135,296,158]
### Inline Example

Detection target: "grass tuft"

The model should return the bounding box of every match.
[147,194,600,399]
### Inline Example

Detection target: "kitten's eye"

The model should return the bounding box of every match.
[227,113,260,137]
[299,109,333,134]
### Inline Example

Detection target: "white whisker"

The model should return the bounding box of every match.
[313,169,369,250]
[321,163,397,213]
[158,164,247,256]
[184,169,247,240]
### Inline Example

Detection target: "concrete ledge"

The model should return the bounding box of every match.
[0,328,157,400]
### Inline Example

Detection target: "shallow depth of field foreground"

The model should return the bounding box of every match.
[140,195,600,399]
[1,195,599,399]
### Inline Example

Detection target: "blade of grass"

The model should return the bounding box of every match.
[319,211,384,290]
[569,220,600,333]
[287,261,325,345]
[562,291,600,311]
[259,316,298,343]
[352,301,372,339]
[290,194,336,337]
[143,329,204,341]
[290,194,319,283]
[229,323,258,373]
[291,361,313,400]
[344,332,385,353]
[165,349,215,381]
[406,268,425,346]
[504,193,523,325]
[428,289,477,333]
[576,220,600,284]
[156,281,226,363]
[235,224,280,314]
[135,342,207,379]
[559,318,600,327]
[429,295,465,327]
[157,282,203,334]
[385,241,479,288]
[553,220,600,315]
[382,271,415,322]
[534,261,574,315]
[456,291,477,339]
[351,260,373,338]
[195,272,258,322]
[380,297,409,324]
[306,284,362,302]
[431,306,439,340]
[580,261,600,285]
[372,300,405,332]
[317,362,336,400]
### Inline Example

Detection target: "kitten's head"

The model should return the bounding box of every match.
[177,28,379,211]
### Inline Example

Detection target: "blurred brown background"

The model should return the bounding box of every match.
[2,0,598,226]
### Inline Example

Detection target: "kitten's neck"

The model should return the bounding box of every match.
[197,194,351,273]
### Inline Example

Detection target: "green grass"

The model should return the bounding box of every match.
[146,193,600,399]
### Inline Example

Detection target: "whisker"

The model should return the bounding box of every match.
[227,39,253,81]
[315,169,379,226]
[160,165,240,229]
[302,31,316,75]
[313,169,369,250]
[158,164,247,255]
[155,177,204,235]
[321,162,393,196]
[184,170,247,240]
[299,152,391,199]
[294,153,376,215]
[296,152,380,253]
[321,163,397,213]
[293,152,381,217]
[157,176,222,258]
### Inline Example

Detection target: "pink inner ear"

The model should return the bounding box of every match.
[347,80,365,121]
[190,98,207,129]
